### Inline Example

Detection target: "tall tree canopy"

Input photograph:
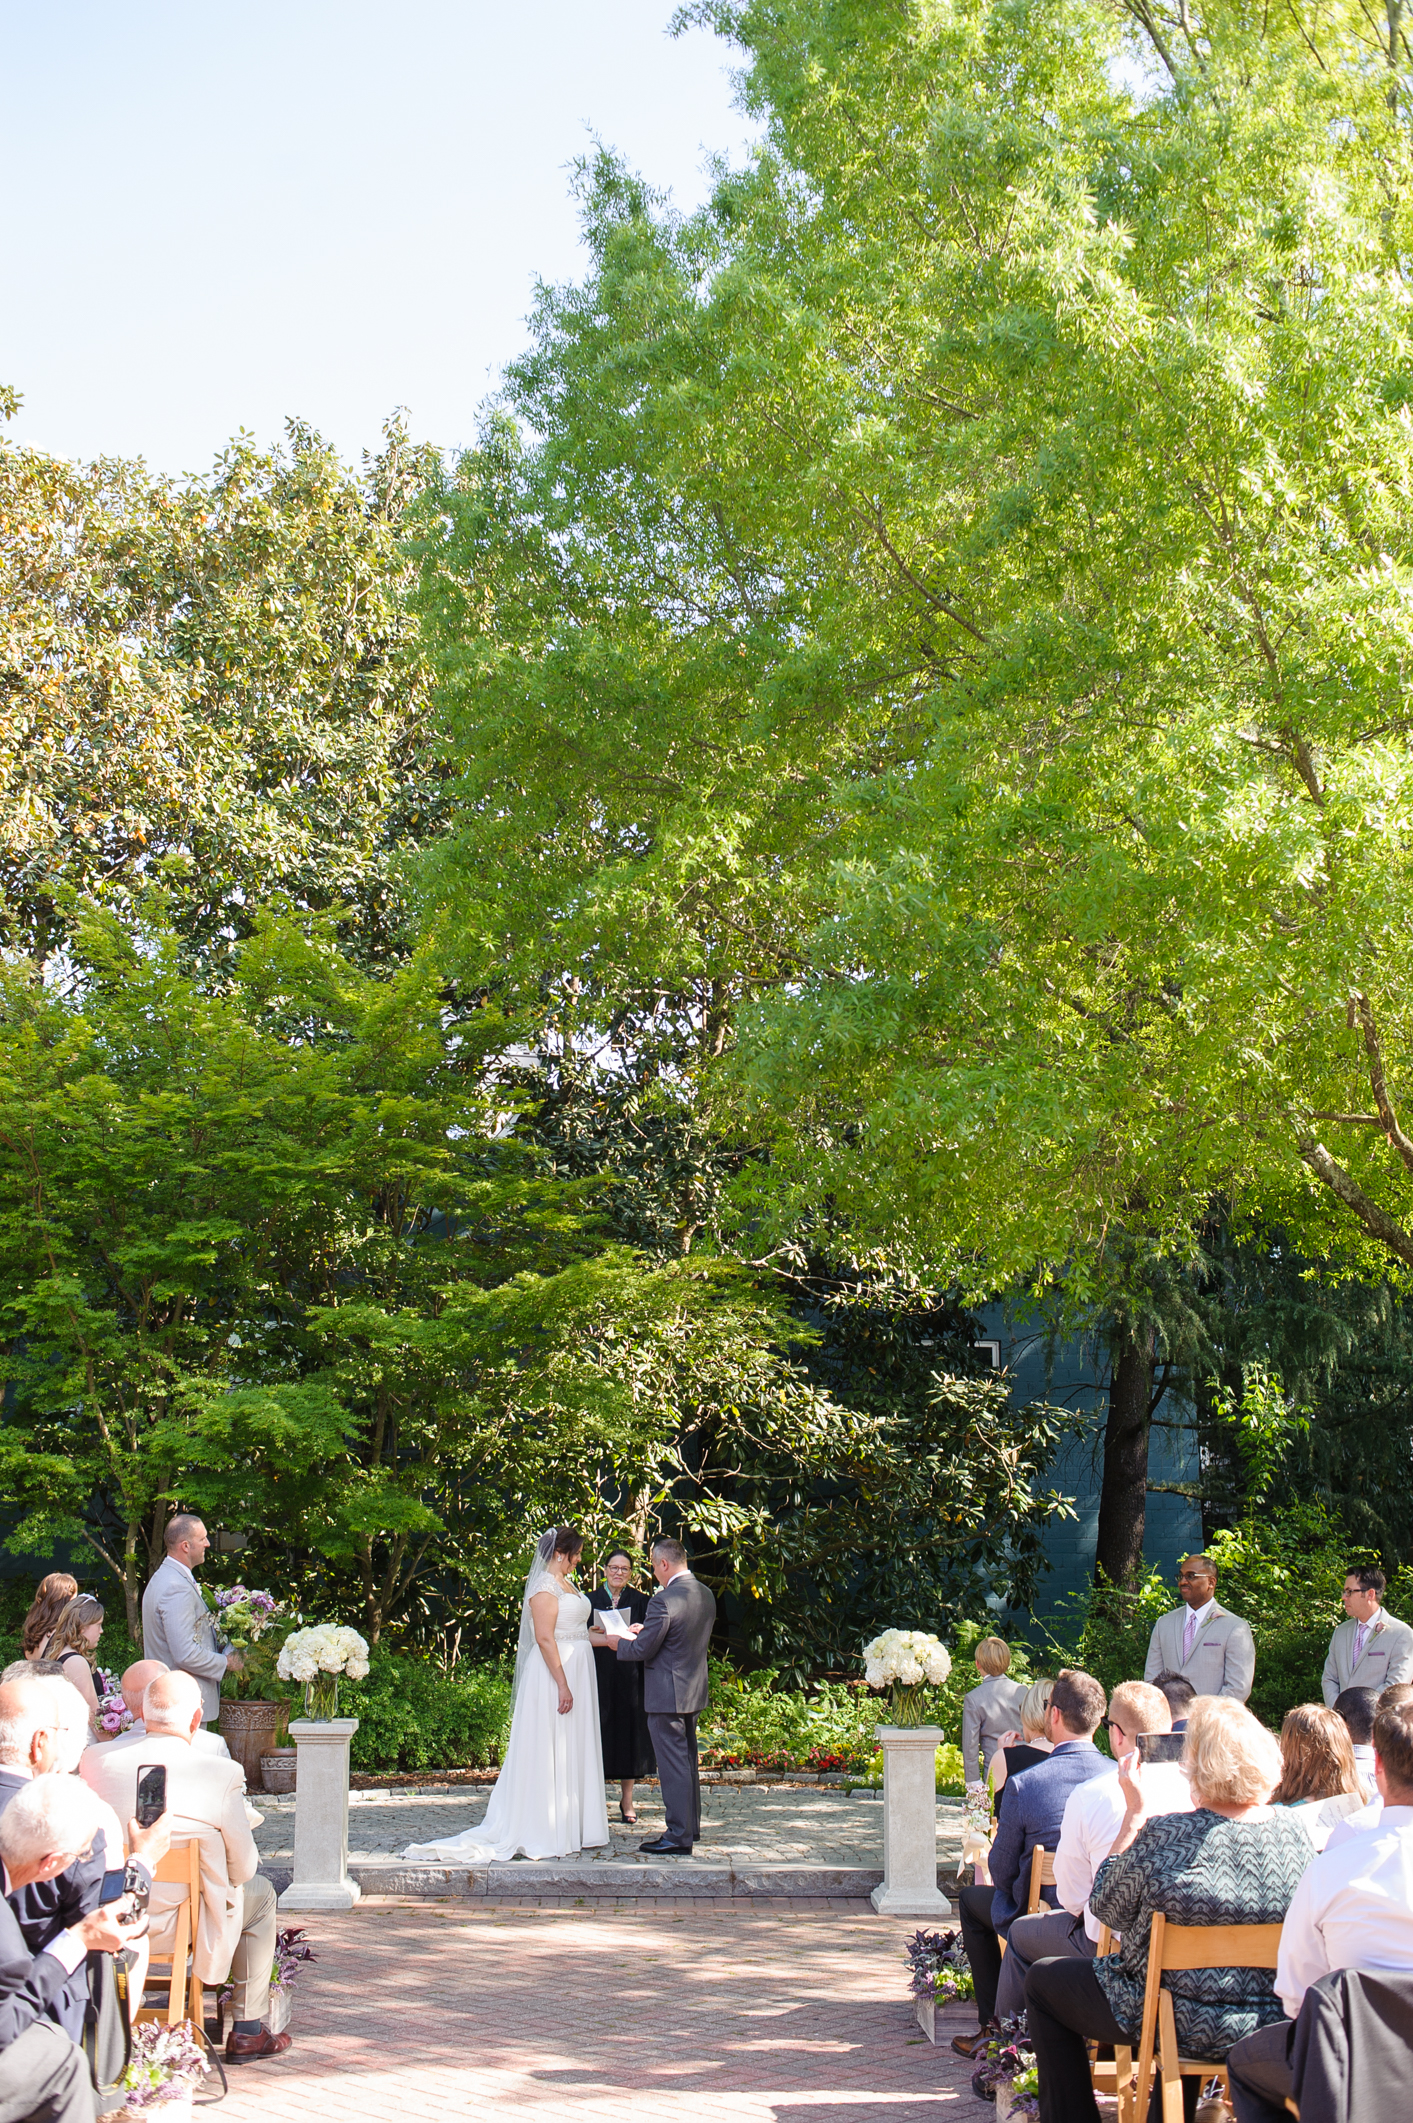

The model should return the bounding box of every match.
[413,0,1413,1576]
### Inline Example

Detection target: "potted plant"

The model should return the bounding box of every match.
[211,1586,291,1779]
[905,1926,975,2041]
[973,2018,1040,2121]
[221,1926,317,2038]
[113,2021,209,2121]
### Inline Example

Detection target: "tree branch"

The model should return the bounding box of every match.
[1297,1137,1413,1265]
[1352,993,1413,1172]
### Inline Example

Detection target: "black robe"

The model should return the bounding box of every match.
[588,1583,657,1779]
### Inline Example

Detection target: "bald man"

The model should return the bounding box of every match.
[82,1671,285,2063]
[87,1661,231,1761]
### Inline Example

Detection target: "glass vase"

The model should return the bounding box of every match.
[887,1682,929,1728]
[302,1673,339,1721]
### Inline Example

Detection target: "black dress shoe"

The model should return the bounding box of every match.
[638,1835,693,1854]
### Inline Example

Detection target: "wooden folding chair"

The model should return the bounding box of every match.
[1133,1913,1283,2122]
[133,1839,205,2031]
[1089,1924,1137,2123]
[998,1846,1055,1958]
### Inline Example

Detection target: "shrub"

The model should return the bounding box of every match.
[339,1651,512,1772]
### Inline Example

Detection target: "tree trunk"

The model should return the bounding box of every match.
[1093,1322,1154,1588]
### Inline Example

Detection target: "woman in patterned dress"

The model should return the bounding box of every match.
[1023,1696,1315,2123]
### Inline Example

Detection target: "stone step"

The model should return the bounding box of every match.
[259,1855,901,1899]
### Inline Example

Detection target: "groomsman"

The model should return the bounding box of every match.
[1143,1554,1255,1702]
[1322,1566,1413,1706]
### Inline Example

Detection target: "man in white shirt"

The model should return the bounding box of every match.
[995,1680,1194,2017]
[1331,1686,1379,1797]
[1226,1700,1413,2123]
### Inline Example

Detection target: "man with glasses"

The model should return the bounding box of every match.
[1322,1567,1413,1707]
[0,1776,141,2123]
[1143,1553,1254,1702]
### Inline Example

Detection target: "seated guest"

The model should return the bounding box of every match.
[81,1671,287,2064]
[89,1661,231,1760]
[1024,1695,1314,2123]
[0,1777,138,2123]
[952,1668,1109,2060]
[1271,1703,1366,1847]
[1381,1680,1413,1708]
[0,1677,97,2044]
[0,1666,63,1688]
[990,1676,1056,1804]
[962,1637,1027,1787]
[1225,1700,1413,2123]
[997,1679,1194,2018]
[1152,1669,1197,1730]
[18,1577,77,1666]
[1332,1685,1380,1794]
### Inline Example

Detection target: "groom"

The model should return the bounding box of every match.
[593,1536,716,1856]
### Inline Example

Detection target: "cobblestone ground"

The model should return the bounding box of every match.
[217,1900,986,2122]
[253,1785,969,1873]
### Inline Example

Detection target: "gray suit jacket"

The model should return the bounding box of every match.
[614,1570,716,1714]
[961,1675,1027,1785]
[1322,1612,1413,1706]
[1143,1600,1255,1701]
[141,1557,226,1723]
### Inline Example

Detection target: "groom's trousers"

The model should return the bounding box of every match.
[647,1711,701,1846]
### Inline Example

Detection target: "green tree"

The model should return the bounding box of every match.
[413,0,1413,1579]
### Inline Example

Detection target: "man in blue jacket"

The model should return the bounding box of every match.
[952,1667,1110,2059]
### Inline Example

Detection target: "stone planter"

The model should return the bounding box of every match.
[277,1718,361,1912]
[260,1747,298,1794]
[915,1994,936,2043]
[995,2084,1036,2123]
[218,1699,286,1784]
[868,1724,952,1918]
[266,1986,292,2035]
[116,2098,192,2123]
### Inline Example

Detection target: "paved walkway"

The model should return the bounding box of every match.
[217,1900,987,2123]
[255,1784,969,1874]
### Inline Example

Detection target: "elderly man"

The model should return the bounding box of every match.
[0,1778,139,2123]
[81,1671,286,2064]
[89,1662,231,1761]
[1143,1554,1255,1702]
[1322,1566,1413,1707]
[141,1517,242,1725]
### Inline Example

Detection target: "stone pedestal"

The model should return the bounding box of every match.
[277,1718,361,1912]
[869,1724,952,1918]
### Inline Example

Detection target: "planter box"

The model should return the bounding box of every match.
[915,1995,936,2043]
[267,1987,291,2036]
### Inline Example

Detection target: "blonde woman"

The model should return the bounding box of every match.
[991,1676,1056,1805]
[1024,1696,1314,2122]
[44,1594,105,1729]
[962,1637,1027,1786]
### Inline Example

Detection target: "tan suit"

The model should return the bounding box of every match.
[80,1729,276,2020]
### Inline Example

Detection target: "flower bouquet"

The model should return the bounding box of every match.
[862,1628,952,1727]
[114,2019,209,2118]
[94,1667,133,1739]
[904,1928,975,2005]
[973,2016,1040,2120]
[276,1623,370,1720]
[206,1585,287,1701]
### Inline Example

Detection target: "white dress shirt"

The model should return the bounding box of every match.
[1276,1804,1413,2018]
[1054,1760,1195,1941]
[1325,1796,1384,1850]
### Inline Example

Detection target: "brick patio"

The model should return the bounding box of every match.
[216,1898,985,2121]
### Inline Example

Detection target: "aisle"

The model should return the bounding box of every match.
[216,1899,982,2121]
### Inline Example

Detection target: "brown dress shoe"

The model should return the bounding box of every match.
[225,2027,292,2062]
[950,2026,992,2059]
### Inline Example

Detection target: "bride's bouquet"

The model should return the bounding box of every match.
[862,1628,951,1728]
[277,1623,370,1720]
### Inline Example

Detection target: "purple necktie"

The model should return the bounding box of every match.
[1183,1609,1198,1662]
[1354,1620,1369,1667]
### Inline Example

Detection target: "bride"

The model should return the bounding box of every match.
[402,1525,610,1863]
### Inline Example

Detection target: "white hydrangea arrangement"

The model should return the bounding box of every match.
[862,1628,951,1728]
[277,1624,370,1718]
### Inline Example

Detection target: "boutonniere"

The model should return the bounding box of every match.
[1372,1619,1386,1636]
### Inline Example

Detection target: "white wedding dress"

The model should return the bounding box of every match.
[403,1568,610,1863]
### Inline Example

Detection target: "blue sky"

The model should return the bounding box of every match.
[1,2,754,475]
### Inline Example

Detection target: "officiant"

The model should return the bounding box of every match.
[588,1548,656,1824]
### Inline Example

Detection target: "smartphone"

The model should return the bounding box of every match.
[1136,1731,1186,1764]
[134,1764,167,1828]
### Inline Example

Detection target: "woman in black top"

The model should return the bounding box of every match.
[588,1549,656,1823]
